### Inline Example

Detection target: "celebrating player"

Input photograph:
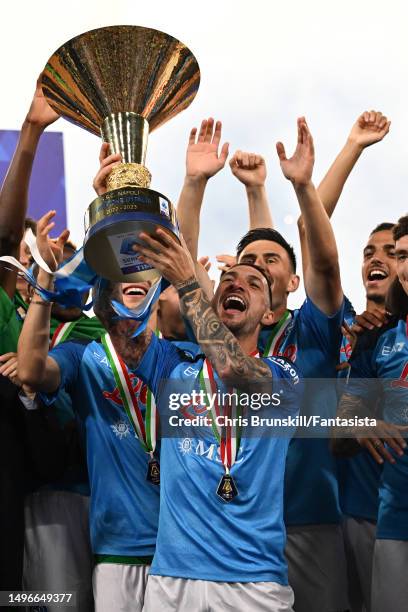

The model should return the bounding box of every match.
[90,226,303,612]
[335,215,408,612]
[310,109,391,612]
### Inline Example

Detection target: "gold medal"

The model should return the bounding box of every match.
[216,473,238,503]
[146,458,160,486]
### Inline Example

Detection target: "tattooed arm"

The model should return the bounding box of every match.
[135,229,272,391]
[178,278,271,389]
[330,393,369,456]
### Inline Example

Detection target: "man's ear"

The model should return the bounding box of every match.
[287,274,300,294]
[261,308,275,327]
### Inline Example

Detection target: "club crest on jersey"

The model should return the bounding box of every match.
[111,420,131,439]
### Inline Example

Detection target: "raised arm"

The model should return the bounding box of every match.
[318,110,390,219]
[298,111,390,276]
[0,78,59,297]
[133,230,271,390]
[17,211,68,392]
[229,150,272,229]
[277,117,343,315]
[176,118,229,260]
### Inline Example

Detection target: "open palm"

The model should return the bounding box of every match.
[36,211,70,272]
[277,118,314,186]
[186,118,229,179]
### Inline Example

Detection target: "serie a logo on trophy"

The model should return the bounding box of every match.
[41,25,200,283]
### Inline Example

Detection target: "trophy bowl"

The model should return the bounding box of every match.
[41,25,200,282]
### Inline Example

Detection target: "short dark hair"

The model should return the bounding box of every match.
[393,215,408,242]
[221,263,273,307]
[370,222,395,235]
[236,228,297,272]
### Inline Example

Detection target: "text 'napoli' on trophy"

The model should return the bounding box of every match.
[41,25,200,282]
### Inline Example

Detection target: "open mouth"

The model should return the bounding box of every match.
[122,284,150,298]
[222,294,247,313]
[367,269,388,282]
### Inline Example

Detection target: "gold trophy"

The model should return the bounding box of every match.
[41,25,200,282]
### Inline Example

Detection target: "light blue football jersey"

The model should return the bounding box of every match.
[336,299,382,522]
[258,296,345,525]
[134,333,303,583]
[346,316,408,539]
[43,339,160,557]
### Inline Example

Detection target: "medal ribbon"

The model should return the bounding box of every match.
[200,353,258,474]
[264,310,292,357]
[101,331,159,454]
[50,321,80,348]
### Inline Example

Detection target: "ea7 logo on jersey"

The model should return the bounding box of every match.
[183,365,200,377]
[93,351,111,368]
[382,343,405,357]
[391,363,408,388]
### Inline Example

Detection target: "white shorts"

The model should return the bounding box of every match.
[371,538,408,612]
[23,490,93,612]
[142,575,294,612]
[93,563,150,612]
[285,523,349,612]
[342,516,376,612]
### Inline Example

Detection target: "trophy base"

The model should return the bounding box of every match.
[83,186,178,282]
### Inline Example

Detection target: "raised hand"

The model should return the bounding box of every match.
[229,150,266,187]
[276,117,314,187]
[25,76,59,129]
[348,111,391,149]
[93,143,122,196]
[198,256,211,273]
[186,118,229,180]
[216,253,237,272]
[36,210,70,273]
[136,230,196,286]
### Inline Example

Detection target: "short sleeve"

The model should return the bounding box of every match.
[263,356,303,416]
[299,295,345,358]
[40,340,87,405]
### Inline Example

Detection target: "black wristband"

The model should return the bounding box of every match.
[177,280,200,298]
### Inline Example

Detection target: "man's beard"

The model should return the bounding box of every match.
[366,291,386,305]
[222,316,258,338]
